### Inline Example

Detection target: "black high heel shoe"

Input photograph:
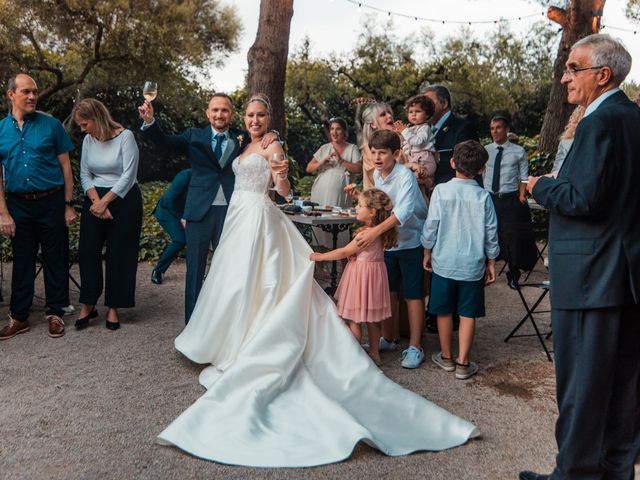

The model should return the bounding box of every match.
[74,308,98,330]
[105,319,120,331]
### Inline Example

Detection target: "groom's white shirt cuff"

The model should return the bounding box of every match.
[140,118,155,130]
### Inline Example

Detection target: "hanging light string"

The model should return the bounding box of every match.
[344,0,544,25]
[344,0,638,34]
[601,24,638,35]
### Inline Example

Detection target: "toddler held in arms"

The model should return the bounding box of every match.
[310,189,398,366]
[398,95,438,203]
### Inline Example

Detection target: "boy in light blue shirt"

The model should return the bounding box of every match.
[346,130,428,369]
[421,140,499,380]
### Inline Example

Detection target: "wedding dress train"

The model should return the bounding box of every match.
[157,153,479,467]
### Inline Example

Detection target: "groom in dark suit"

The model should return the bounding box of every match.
[520,34,640,480]
[139,94,274,323]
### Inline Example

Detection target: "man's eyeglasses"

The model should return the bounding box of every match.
[563,65,605,78]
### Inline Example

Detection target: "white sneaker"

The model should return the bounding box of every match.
[379,337,398,352]
[62,305,75,316]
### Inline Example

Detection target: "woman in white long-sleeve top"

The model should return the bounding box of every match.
[73,98,142,331]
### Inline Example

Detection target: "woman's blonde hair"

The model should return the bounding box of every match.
[359,188,398,249]
[246,93,272,115]
[560,105,585,140]
[72,98,122,142]
[360,102,392,148]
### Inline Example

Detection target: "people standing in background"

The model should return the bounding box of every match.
[151,169,191,285]
[421,85,479,186]
[483,114,537,288]
[0,73,76,341]
[307,117,362,209]
[73,98,142,331]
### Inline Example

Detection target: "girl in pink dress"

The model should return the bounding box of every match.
[310,189,398,365]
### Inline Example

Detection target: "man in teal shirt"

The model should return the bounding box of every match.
[0,73,76,340]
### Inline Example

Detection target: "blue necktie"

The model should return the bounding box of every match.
[213,133,224,166]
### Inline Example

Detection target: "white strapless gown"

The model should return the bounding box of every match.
[157,153,479,467]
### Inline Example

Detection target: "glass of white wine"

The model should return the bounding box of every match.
[143,81,158,102]
[269,153,288,191]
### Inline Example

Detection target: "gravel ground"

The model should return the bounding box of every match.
[0,260,637,480]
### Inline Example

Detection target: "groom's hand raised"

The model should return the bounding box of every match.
[138,100,155,125]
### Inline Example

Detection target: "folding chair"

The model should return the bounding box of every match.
[523,216,549,281]
[502,222,553,361]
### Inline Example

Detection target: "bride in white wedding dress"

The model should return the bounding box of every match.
[157,95,479,467]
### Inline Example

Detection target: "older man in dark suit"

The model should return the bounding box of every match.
[421,85,479,185]
[139,95,275,323]
[520,34,640,480]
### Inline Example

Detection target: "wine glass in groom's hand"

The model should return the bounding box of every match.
[143,81,158,102]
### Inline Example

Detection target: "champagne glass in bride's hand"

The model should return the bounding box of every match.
[269,153,288,190]
[143,81,158,102]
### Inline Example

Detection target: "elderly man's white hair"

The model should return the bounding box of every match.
[572,33,632,85]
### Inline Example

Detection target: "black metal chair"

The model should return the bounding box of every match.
[502,222,553,361]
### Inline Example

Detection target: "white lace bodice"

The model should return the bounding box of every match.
[232,153,273,195]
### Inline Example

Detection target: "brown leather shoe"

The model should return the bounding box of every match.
[0,316,30,340]
[46,315,65,338]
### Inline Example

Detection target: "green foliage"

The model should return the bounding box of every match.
[296,175,315,197]
[284,18,557,173]
[521,135,554,177]
[627,0,640,21]
[137,182,171,262]
[0,0,240,181]
[622,80,640,104]
[0,0,240,102]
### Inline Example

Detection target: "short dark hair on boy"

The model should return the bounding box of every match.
[405,95,435,118]
[369,129,401,152]
[453,140,489,178]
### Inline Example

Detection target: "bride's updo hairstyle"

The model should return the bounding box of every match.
[247,93,272,116]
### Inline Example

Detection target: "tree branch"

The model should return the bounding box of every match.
[547,6,569,29]
[336,67,383,99]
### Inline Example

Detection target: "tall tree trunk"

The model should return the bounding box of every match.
[538,0,606,153]
[247,0,294,135]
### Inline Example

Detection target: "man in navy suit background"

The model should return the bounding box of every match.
[139,94,275,323]
[151,168,191,285]
[421,84,479,185]
[520,34,640,480]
